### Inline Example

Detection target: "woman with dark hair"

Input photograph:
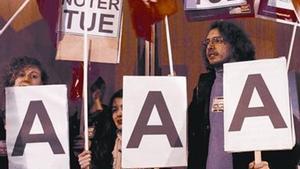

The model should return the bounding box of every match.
[0,56,48,169]
[78,89,123,169]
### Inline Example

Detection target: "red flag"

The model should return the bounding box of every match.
[70,63,83,101]
[36,0,60,46]
[292,0,300,20]
[0,0,42,31]
[128,0,177,41]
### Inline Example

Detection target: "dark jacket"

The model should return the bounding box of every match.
[90,110,116,169]
[188,72,299,169]
[0,110,8,169]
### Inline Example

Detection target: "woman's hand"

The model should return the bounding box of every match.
[248,161,269,169]
[78,150,92,169]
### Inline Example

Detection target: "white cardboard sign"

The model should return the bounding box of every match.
[122,76,187,168]
[6,85,70,169]
[224,57,295,152]
[60,0,122,37]
[195,0,246,9]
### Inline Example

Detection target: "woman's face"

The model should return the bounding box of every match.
[14,66,42,86]
[112,97,122,129]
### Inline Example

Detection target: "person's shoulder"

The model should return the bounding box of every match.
[199,71,215,78]
[0,110,5,140]
[197,71,216,85]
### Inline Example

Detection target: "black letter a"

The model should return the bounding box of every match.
[229,74,287,131]
[127,91,183,148]
[12,100,65,156]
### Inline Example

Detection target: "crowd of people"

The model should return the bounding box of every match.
[0,14,299,169]
[2,0,300,168]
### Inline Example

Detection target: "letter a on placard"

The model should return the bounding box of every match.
[12,100,65,156]
[127,91,182,148]
[229,74,287,131]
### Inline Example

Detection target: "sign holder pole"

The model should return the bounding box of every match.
[287,23,297,70]
[82,3,90,167]
[0,0,31,36]
[254,150,262,165]
[164,16,175,76]
[83,24,89,152]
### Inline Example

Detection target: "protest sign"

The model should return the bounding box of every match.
[6,85,69,169]
[122,76,187,168]
[184,0,254,21]
[224,57,295,152]
[56,0,123,63]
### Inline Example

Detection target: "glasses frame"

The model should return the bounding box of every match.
[202,36,225,47]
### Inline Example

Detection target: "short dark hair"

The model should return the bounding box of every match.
[4,56,48,87]
[201,21,255,71]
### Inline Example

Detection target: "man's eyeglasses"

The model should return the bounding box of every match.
[202,36,225,47]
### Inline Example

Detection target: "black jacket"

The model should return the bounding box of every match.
[188,72,299,169]
[0,110,8,169]
[90,110,116,169]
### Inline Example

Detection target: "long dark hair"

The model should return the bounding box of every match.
[201,21,255,71]
[3,56,48,87]
[90,89,123,169]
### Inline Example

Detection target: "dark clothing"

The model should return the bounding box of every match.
[90,110,116,169]
[0,110,8,169]
[188,72,299,169]
[88,105,109,129]
[69,105,112,169]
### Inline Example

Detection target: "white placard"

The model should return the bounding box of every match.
[224,57,295,152]
[6,85,70,169]
[60,0,122,37]
[268,0,294,10]
[122,76,187,168]
[195,0,246,9]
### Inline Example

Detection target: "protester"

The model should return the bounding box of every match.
[88,76,109,140]
[78,89,122,169]
[188,21,298,169]
[0,56,48,169]
[0,56,85,169]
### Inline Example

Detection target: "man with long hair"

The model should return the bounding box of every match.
[188,21,298,169]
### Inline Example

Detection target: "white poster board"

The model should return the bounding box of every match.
[185,0,246,10]
[255,0,299,24]
[122,76,187,168]
[268,0,295,10]
[6,85,70,169]
[56,0,123,64]
[60,0,122,37]
[224,57,295,152]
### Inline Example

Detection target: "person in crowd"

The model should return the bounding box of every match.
[188,20,299,169]
[88,76,109,140]
[78,89,122,169]
[0,56,48,169]
[69,76,111,169]
[3,56,48,87]
[0,56,81,169]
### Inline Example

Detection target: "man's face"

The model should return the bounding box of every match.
[205,28,231,67]
[14,66,42,86]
